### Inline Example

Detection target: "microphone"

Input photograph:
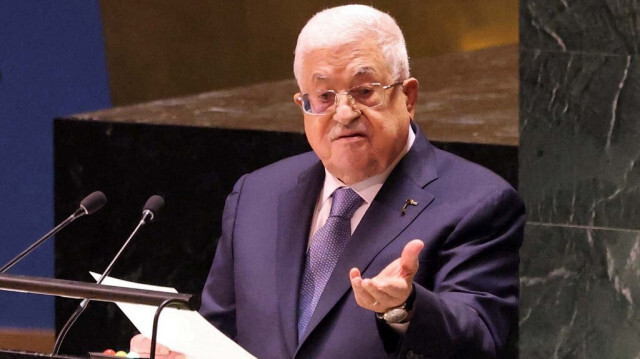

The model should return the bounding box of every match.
[53,195,165,355]
[79,191,108,216]
[0,191,107,273]
[141,195,165,224]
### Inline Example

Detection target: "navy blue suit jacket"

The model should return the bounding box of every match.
[200,125,525,358]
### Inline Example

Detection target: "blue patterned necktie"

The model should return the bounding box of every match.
[297,187,364,342]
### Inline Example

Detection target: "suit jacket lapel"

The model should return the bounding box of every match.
[276,160,324,356]
[299,124,439,345]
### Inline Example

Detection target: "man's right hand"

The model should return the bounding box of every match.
[130,334,186,359]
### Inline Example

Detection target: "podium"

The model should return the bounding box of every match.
[0,350,143,359]
[0,273,196,358]
[0,349,83,359]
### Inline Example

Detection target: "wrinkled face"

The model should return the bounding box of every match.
[294,41,418,185]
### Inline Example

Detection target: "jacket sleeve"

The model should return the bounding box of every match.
[198,175,247,340]
[399,186,525,359]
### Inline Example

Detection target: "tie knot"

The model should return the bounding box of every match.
[329,187,364,219]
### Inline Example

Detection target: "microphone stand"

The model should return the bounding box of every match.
[1,191,106,274]
[150,298,191,359]
[53,211,155,354]
[0,208,85,273]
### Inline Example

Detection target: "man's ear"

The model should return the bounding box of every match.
[402,78,419,117]
[293,93,303,106]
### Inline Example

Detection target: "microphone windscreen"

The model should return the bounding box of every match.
[80,191,107,215]
[143,195,165,215]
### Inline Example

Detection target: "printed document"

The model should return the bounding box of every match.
[90,272,256,359]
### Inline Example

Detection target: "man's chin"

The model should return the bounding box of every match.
[330,138,370,156]
[326,160,379,184]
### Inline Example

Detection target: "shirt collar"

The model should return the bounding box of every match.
[320,125,416,205]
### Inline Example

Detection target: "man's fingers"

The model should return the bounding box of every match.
[367,276,412,299]
[351,240,423,312]
[400,239,424,276]
[361,278,399,304]
[130,334,151,354]
[350,267,377,307]
[349,267,361,281]
[130,334,170,355]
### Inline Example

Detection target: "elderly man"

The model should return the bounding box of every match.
[133,4,524,359]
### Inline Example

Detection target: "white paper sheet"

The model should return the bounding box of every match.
[89,272,256,359]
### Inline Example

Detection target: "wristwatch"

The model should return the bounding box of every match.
[376,303,410,323]
[375,285,416,324]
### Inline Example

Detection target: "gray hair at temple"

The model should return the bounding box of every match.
[293,4,410,85]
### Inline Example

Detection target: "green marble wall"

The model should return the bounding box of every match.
[519,1,640,357]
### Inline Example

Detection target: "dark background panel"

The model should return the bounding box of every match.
[53,120,312,354]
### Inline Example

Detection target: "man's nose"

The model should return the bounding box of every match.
[333,94,361,125]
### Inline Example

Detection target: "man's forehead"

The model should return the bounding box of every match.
[310,66,382,82]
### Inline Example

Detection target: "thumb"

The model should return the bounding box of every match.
[400,239,424,277]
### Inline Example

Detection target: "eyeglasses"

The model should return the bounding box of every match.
[297,82,403,115]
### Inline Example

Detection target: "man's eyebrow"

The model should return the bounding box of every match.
[353,66,378,77]
[312,73,328,81]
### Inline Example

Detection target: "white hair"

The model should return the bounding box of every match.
[293,4,410,85]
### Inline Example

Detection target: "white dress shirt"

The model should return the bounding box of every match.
[308,127,416,240]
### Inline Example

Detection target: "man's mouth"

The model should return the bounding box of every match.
[332,131,366,141]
